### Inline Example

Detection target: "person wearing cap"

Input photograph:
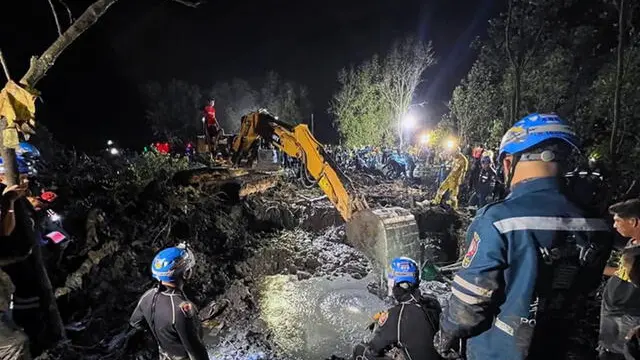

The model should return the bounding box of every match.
[434,113,613,360]
[352,257,441,360]
[129,244,209,360]
[474,152,497,208]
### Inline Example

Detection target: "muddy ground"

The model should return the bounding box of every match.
[23,152,603,360]
[22,153,461,360]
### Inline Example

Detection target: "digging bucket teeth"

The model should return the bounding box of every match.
[345,207,421,269]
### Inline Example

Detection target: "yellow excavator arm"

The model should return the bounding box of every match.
[231,110,367,221]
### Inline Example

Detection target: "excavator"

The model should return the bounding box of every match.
[230,109,421,269]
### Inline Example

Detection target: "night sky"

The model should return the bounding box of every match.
[3,0,500,151]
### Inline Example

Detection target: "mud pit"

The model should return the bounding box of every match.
[202,227,452,360]
[212,274,385,359]
[197,178,460,359]
[23,155,461,360]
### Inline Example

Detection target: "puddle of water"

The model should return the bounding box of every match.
[258,274,387,359]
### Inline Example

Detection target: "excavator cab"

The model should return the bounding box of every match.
[230,110,423,270]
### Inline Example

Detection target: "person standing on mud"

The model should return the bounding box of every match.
[473,153,496,208]
[431,147,468,209]
[434,113,613,360]
[203,98,221,154]
[352,257,442,360]
[129,243,209,360]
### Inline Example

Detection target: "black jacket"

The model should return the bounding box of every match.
[475,167,497,194]
[130,286,209,360]
[366,288,442,360]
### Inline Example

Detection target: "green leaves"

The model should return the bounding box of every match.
[329,36,436,148]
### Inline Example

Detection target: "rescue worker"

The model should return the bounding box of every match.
[565,152,608,217]
[404,151,416,179]
[432,147,468,209]
[0,184,31,360]
[473,153,497,208]
[435,113,613,360]
[129,243,209,360]
[598,199,640,360]
[203,98,221,153]
[352,257,441,360]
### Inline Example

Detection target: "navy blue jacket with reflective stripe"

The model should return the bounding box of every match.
[440,177,612,360]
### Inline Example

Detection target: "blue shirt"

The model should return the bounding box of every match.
[440,177,612,360]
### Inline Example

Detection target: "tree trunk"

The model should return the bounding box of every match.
[610,0,625,161]
[0,148,19,187]
[514,66,522,121]
[0,0,121,346]
[0,121,66,344]
[398,114,403,148]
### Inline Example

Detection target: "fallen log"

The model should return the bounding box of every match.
[173,167,278,201]
[55,240,119,298]
[238,175,278,198]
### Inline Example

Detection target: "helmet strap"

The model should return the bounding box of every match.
[505,153,521,191]
[183,268,193,281]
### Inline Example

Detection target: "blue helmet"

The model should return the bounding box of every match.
[151,243,196,283]
[16,142,41,158]
[499,113,579,161]
[388,257,420,286]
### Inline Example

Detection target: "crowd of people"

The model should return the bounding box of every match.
[120,113,638,360]
[2,97,635,360]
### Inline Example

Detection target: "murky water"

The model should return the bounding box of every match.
[258,274,388,360]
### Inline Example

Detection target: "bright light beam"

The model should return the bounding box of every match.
[402,113,416,129]
[420,133,431,145]
[446,139,455,150]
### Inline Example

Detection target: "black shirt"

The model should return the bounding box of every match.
[603,243,640,316]
[475,167,497,193]
[130,286,209,359]
[366,289,441,360]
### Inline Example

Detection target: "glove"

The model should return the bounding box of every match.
[434,330,461,359]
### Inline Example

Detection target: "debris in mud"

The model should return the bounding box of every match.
[23,152,289,360]
[236,228,371,280]
[24,150,469,360]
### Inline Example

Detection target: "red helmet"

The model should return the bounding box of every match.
[40,191,58,203]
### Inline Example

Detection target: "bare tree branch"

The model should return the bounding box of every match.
[58,0,75,25]
[2,0,122,345]
[46,0,63,36]
[0,50,11,81]
[522,20,546,68]
[505,0,516,67]
[20,0,121,87]
[169,0,205,7]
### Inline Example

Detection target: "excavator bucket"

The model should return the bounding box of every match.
[345,207,421,269]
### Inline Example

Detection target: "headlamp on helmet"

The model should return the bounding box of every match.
[151,243,196,283]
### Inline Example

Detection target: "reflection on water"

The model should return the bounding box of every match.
[258,274,388,359]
